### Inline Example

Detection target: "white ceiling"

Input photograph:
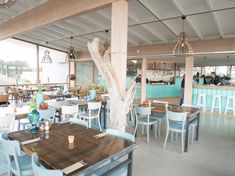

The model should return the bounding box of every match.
[1,0,235,54]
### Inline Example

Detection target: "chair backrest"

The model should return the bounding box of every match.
[65,97,78,101]
[0,113,15,132]
[182,104,198,108]
[152,100,168,109]
[2,139,22,175]
[88,102,101,116]
[61,105,78,121]
[0,131,9,140]
[106,129,135,142]
[135,106,151,116]
[165,110,187,130]
[37,107,56,123]
[32,153,63,176]
[69,118,88,128]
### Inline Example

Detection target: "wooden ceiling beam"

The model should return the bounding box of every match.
[0,0,117,40]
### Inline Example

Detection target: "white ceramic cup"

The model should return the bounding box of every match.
[68,135,75,143]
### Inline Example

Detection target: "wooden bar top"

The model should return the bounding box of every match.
[193,84,235,90]
[8,123,136,175]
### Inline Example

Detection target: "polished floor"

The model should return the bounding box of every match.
[133,112,235,176]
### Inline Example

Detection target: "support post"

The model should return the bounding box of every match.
[140,58,147,104]
[110,0,128,131]
[36,44,40,85]
[184,56,194,105]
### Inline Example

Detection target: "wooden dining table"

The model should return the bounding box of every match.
[139,103,201,152]
[8,123,137,176]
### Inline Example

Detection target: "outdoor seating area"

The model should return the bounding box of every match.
[1,0,235,176]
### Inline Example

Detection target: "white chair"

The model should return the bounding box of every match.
[61,105,78,121]
[211,95,222,114]
[80,102,102,131]
[37,107,56,123]
[182,104,198,144]
[163,110,187,153]
[69,118,88,128]
[135,106,158,143]
[224,96,235,116]
[32,153,63,176]
[65,97,78,101]
[197,93,206,112]
[151,100,168,136]
[18,106,31,130]
[0,113,15,133]
[2,138,33,176]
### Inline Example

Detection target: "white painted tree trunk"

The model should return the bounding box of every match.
[87,38,136,131]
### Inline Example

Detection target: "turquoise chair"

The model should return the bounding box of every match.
[1,135,33,176]
[163,110,188,153]
[38,107,56,123]
[106,129,135,142]
[0,131,10,175]
[69,118,88,128]
[93,129,135,176]
[32,153,63,176]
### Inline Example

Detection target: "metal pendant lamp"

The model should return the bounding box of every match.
[173,16,193,56]
[66,37,77,61]
[0,0,16,8]
[41,42,52,64]
[101,30,110,56]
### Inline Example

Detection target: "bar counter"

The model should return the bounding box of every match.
[192,84,235,112]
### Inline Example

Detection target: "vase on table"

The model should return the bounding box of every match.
[89,88,96,100]
[28,110,40,133]
[36,93,44,106]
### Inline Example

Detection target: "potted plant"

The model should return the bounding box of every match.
[28,98,40,133]
[89,84,96,100]
[223,75,231,85]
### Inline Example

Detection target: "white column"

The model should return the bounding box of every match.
[141,58,147,103]
[184,56,194,105]
[111,0,128,97]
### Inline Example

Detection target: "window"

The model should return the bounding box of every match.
[39,47,68,84]
[0,38,37,85]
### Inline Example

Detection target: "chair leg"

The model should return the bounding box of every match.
[147,125,149,143]
[191,127,195,144]
[163,130,169,149]
[181,132,184,153]
[142,125,144,135]
[154,123,157,138]
[170,131,173,142]
[97,118,102,131]
[175,132,178,141]
[158,120,161,136]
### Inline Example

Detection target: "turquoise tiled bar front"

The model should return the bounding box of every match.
[192,85,235,112]
[98,76,182,99]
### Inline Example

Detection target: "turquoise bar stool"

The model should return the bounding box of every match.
[1,137,33,176]
[224,96,235,116]
[32,153,63,176]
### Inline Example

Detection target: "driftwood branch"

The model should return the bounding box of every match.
[87,38,136,130]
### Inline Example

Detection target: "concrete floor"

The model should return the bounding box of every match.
[133,112,235,176]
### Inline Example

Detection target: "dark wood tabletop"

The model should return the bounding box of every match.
[8,123,136,175]
[139,103,200,118]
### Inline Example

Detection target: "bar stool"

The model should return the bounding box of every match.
[224,96,235,116]
[197,94,206,112]
[211,95,222,114]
